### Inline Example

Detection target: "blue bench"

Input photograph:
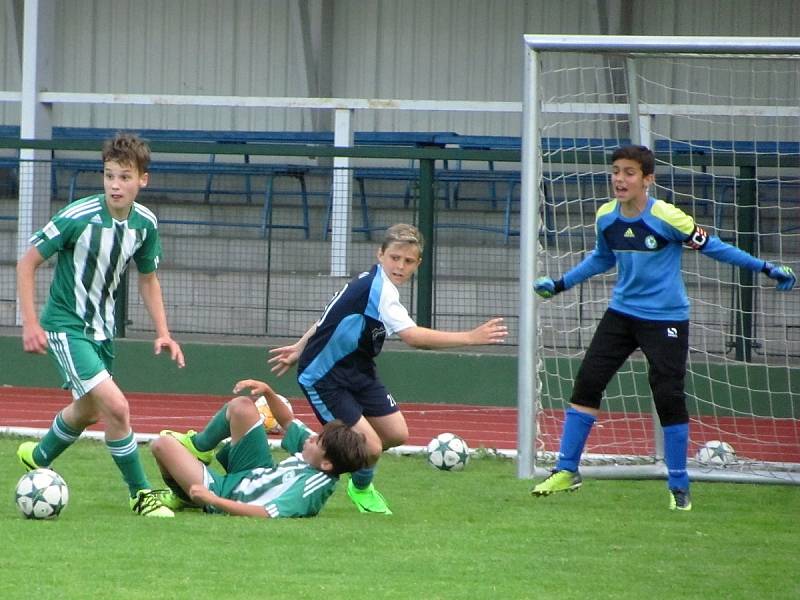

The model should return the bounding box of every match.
[52,157,311,238]
[2,126,453,148]
[653,139,800,155]
[433,135,800,156]
[326,166,522,242]
[3,129,798,239]
[322,168,418,241]
[436,168,521,241]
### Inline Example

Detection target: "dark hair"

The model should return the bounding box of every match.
[318,420,369,476]
[611,144,655,176]
[102,132,150,174]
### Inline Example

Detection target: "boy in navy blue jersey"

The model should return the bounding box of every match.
[531,144,796,510]
[269,223,508,514]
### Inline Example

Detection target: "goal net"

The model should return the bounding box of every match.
[518,36,800,484]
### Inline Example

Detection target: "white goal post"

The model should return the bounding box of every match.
[518,35,800,484]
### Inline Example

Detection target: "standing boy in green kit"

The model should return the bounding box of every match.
[16,132,184,517]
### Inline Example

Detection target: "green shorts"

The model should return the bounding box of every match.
[204,420,276,502]
[46,331,114,400]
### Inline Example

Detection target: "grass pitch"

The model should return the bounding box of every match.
[1,435,798,600]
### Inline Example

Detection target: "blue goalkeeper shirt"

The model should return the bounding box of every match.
[561,196,765,321]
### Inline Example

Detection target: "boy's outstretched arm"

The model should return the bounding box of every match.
[188,484,270,518]
[268,323,317,376]
[16,247,48,354]
[689,230,796,292]
[233,378,294,431]
[398,317,508,350]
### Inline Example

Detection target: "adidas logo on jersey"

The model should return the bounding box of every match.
[90,214,103,224]
[624,228,635,238]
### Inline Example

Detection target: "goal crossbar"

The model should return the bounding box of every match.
[518,34,800,485]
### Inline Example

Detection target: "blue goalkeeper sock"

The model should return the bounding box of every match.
[351,467,375,490]
[555,407,596,472]
[663,423,690,490]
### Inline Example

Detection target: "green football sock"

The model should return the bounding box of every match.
[215,442,231,472]
[34,411,83,466]
[192,405,231,451]
[107,432,150,497]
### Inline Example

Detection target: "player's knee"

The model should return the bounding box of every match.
[570,377,605,410]
[150,436,167,458]
[365,438,384,461]
[569,385,603,411]
[653,393,688,426]
[150,436,182,466]
[381,427,409,450]
[225,395,259,425]
[101,397,130,428]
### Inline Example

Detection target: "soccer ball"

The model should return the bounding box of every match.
[695,440,736,466]
[426,432,470,471]
[255,394,291,434]
[15,468,69,519]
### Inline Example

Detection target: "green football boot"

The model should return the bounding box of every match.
[130,489,175,517]
[159,429,215,465]
[156,490,198,511]
[530,469,583,496]
[17,441,42,471]
[347,480,393,515]
[669,488,692,511]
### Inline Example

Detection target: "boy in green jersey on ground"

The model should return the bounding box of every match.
[16,132,184,517]
[154,378,369,518]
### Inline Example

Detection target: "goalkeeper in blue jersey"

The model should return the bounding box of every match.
[151,379,368,518]
[531,144,796,511]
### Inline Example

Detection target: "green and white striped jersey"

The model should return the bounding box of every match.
[30,194,161,341]
[223,420,339,518]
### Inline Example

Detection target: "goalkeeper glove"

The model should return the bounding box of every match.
[534,277,565,299]
[762,262,796,291]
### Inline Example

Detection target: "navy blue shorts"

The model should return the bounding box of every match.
[298,367,398,427]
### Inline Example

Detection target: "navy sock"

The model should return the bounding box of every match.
[663,423,690,490]
[351,467,375,489]
[555,407,596,472]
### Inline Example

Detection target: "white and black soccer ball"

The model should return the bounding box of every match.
[15,468,69,519]
[426,432,470,471]
[695,440,736,466]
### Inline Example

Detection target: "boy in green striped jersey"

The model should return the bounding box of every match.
[152,379,369,518]
[16,132,184,517]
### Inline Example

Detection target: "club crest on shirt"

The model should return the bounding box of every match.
[645,235,657,249]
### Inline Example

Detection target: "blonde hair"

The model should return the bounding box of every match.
[381,223,424,256]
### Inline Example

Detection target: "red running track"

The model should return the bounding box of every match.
[1,386,797,462]
[0,386,520,450]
